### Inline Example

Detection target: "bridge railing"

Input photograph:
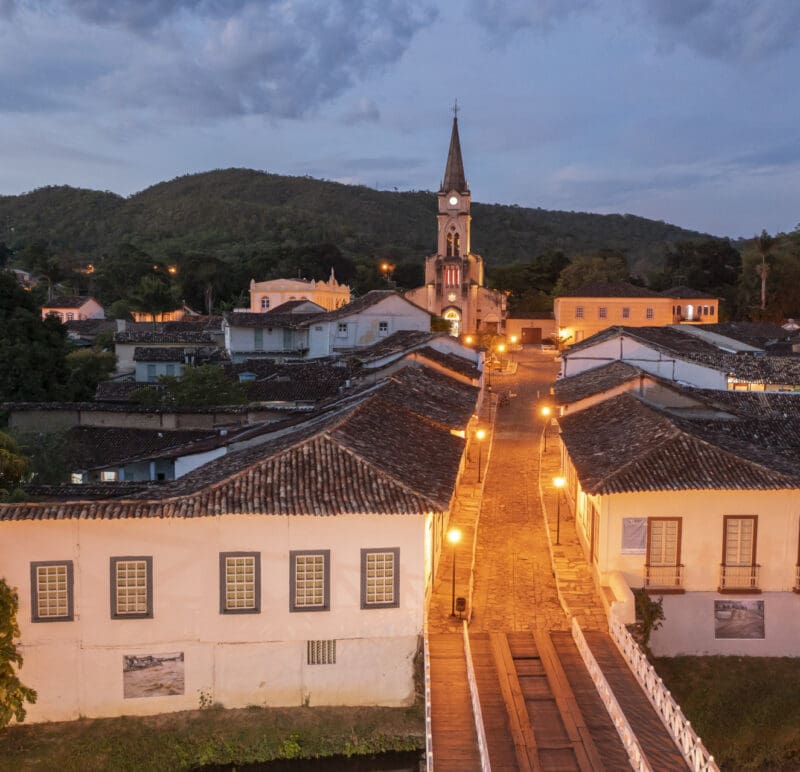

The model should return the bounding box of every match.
[571,617,652,772]
[462,621,492,771]
[423,616,434,771]
[608,614,719,772]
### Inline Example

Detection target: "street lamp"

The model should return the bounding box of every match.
[553,476,566,545]
[540,406,552,451]
[447,527,462,617]
[510,335,518,345]
[475,429,486,483]
[465,335,473,345]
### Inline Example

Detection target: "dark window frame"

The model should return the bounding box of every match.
[30,560,74,623]
[219,551,261,615]
[289,549,331,612]
[110,556,153,620]
[361,547,400,610]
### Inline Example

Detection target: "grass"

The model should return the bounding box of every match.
[654,656,800,770]
[0,702,425,772]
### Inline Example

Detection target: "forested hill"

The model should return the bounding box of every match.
[0,168,708,272]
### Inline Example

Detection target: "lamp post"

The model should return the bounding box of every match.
[541,406,552,451]
[475,429,486,483]
[553,476,566,545]
[510,335,518,345]
[496,343,506,370]
[447,527,462,617]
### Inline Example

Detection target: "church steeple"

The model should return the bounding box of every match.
[440,110,469,194]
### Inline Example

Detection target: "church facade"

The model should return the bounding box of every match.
[405,116,506,337]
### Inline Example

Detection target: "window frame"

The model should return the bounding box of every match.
[30,560,74,623]
[598,306,607,319]
[574,306,584,319]
[110,556,153,620]
[646,307,654,319]
[378,321,389,336]
[621,307,630,320]
[646,517,682,567]
[219,551,261,615]
[361,547,400,610]
[722,515,758,567]
[290,549,331,612]
[336,322,349,338]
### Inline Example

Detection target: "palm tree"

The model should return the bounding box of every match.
[755,229,775,311]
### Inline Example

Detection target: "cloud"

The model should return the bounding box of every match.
[469,0,596,38]
[3,1,437,120]
[342,97,381,125]
[639,0,800,61]
[470,0,800,61]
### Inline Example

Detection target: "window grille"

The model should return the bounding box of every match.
[35,563,69,619]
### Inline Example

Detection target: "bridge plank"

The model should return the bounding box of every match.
[490,632,540,772]
[534,630,605,772]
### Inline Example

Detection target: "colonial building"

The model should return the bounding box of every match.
[42,296,105,322]
[404,116,506,337]
[248,270,351,312]
[554,283,718,345]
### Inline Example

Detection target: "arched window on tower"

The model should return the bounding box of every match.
[446,233,453,257]
[453,233,460,257]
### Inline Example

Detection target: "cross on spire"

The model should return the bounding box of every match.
[452,99,460,119]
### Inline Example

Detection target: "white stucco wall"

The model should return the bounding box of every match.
[561,334,727,389]
[2,512,428,722]
[308,297,431,359]
[576,487,800,655]
[225,325,298,355]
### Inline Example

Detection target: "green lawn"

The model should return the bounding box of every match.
[0,703,425,772]
[654,656,800,770]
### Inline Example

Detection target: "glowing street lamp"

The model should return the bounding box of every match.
[510,335,518,345]
[465,335,473,345]
[447,527,462,617]
[541,406,552,451]
[475,428,487,483]
[553,476,566,545]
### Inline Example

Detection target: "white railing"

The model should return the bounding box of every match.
[644,564,684,590]
[609,614,719,772]
[462,621,492,772]
[719,563,760,591]
[571,618,652,772]
[423,618,434,772]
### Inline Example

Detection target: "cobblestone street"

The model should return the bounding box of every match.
[429,347,608,633]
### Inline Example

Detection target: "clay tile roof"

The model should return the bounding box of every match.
[559,393,800,494]
[115,329,217,344]
[374,365,478,430]
[695,322,794,348]
[44,295,96,309]
[661,285,717,299]
[314,290,400,322]
[347,330,438,363]
[0,395,466,521]
[559,282,664,298]
[225,311,317,329]
[415,347,481,380]
[94,380,143,402]
[267,300,324,314]
[553,361,642,404]
[686,389,800,420]
[62,426,223,471]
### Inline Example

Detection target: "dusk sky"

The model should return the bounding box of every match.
[1,0,799,238]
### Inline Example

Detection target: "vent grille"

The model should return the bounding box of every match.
[307,639,336,665]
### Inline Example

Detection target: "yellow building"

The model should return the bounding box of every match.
[554,282,718,345]
[249,271,350,312]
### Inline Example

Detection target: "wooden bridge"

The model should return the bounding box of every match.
[428,624,696,771]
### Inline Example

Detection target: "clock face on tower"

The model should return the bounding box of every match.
[448,195,458,206]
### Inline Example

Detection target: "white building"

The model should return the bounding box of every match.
[42,296,105,322]
[1,388,471,722]
[307,291,431,359]
[556,389,800,656]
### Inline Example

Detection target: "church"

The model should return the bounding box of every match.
[404,113,506,337]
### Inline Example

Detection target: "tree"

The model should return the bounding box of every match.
[0,432,29,497]
[64,349,117,401]
[0,577,37,727]
[130,365,247,408]
[0,271,71,402]
[552,251,630,295]
[127,275,181,326]
[755,229,775,311]
[17,243,64,302]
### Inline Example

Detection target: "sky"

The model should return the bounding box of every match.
[1,0,799,238]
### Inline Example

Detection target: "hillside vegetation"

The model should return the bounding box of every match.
[0,168,707,272]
